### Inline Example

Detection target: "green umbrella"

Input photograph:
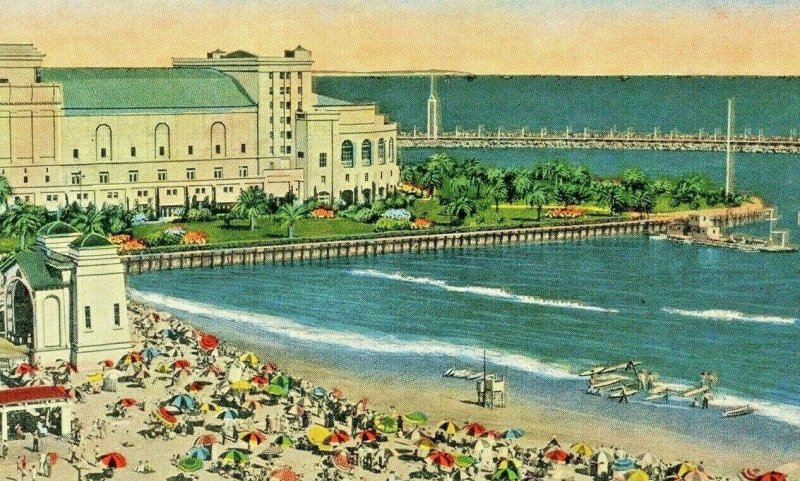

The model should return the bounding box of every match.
[178,456,203,472]
[493,467,521,481]
[273,434,295,448]
[455,454,477,468]
[268,375,291,396]
[403,412,428,425]
[375,415,398,434]
[220,449,249,465]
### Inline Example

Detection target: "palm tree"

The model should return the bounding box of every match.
[621,167,649,192]
[632,189,654,218]
[511,169,534,201]
[71,203,104,234]
[2,201,47,249]
[232,186,269,231]
[593,181,623,215]
[485,179,509,213]
[526,183,552,220]
[0,175,13,212]
[277,203,308,238]
[442,196,477,223]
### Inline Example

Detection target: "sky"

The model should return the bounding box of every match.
[3,0,800,74]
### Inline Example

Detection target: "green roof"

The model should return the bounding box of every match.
[39,67,256,114]
[315,95,353,107]
[14,248,65,290]
[37,221,79,236]
[70,233,114,249]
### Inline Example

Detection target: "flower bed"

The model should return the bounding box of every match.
[109,233,146,253]
[182,231,209,245]
[411,218,433,230]
[546,207,587,218]
[382,208,411,220]
[310,207,335,219]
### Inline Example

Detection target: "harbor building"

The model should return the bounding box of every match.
[0,221,132,366]
[0,44,399,215]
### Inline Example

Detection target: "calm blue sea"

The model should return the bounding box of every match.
[131,77,799,457]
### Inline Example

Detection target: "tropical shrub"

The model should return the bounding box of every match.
[185,207,213,222]
[144,232,182,247]
[375,217,411,232]
[352,208,379,223]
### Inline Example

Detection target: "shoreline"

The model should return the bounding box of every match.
[133,298,794,476]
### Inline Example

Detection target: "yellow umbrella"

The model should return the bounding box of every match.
[86,372,104,384]
[239,352,260,366]
[199,403,220,413]
[438,420,459,436]
[415,437,436,451]
[497,458,521,470]
[676,463,698,478]
[155,362,171,374]
[570,442,594,457]
[627,469,650,481]
[307,425,331,446]
[230,380,252,391]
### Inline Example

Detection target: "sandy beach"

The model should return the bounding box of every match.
[0,300,795,481]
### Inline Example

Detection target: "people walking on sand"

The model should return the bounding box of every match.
[32,432,40,452]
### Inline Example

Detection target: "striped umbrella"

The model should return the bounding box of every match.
[545,449,570,463]
[438,420,459,436]
[240,430,268,447]
[220,449,249,466]
[178,456,203,472]
[758,473,787,481]
[273,434,295,449]
[325,430,351,446]
[355,429,380,443]
[570,442,593,456]
[271,467,300,481]
[188,446,211,460]
[502,428,525,440]
[194,433,218,446]
[375,415,398,434]
[99,452,127,469]
[740,469,763,481]
[154,406,177,425]
[675,463,698,477]
[403,412,428,425]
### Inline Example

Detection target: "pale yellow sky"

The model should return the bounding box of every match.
[3,0,799,75]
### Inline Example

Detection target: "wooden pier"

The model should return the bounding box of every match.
[122,209,766,274]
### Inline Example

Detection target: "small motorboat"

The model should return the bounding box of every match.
[722,405,755,418]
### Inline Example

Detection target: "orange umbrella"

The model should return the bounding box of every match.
[741,469,763,481]
[241,430,268,446]
[758,472,786,481]
[198,334,219,351]
[271,467,299,481]
[463,422,486,437]
[326,431,351,446]
[99,452,127,469]
[427,451,455,469]
[154,406,178,425]
[195,433,218,446]
[331,387,343,399]
[173,359,191,370]
[545,449,570,463]
[482,429,502,440]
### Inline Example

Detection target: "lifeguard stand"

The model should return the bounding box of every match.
[476,374,507,409]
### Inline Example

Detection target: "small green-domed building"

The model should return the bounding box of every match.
[0,222,132,366]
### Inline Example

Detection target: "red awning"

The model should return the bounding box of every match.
[0,386,69,406]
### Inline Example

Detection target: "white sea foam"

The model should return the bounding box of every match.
[128,289,578,380]
[661,307,796,325]
[350,269,619,313]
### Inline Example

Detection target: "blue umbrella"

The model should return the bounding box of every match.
[502,428,525,440]
[170,394,198,412]
[160,328,177,338]
[311,386,327,398]
[141,347,161,358]
[613,458,636,472]
[188,445,211,460]
[217,409,238,420]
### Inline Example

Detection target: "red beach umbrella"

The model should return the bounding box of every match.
[118,398,137,408]
[427,450,455,469]
[241,430,268,447]
[99,452,127,469]
[463,422,486,437]
[15,363,38,376]
[199,334,219,351]
[271,467,299,481]
[173,359,191,370]
[355,429,380,443]
[250,375,269,385]
[195,433,218,446]
[154,406,178,425]
[741,469,763,481]
[545,449,570,463]
[758,472,786,481]
[326,430,351,446]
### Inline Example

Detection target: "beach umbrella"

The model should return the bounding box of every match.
[502,428,525,440]
[99,452,127,469]
[239,352,260,366]
[455,454,477,468]
[637,453,655,467]
[482,429,502,440]
[427,451,455,469]
[375,415,399,434]
[332,451,355,471]
[415,436,437,451]
[86,371,104,384]
[355,429,380,443]
[15,363,38,377]
[244,399,264,411]
[331,387,343,399]
[220,449,249,466]
[46,452,58,466]
[472,438,493,453]
[374,447,399,460]
[325,430,351,446]
[217,409,238,421]
[403,411,428,425]
[159,327,177,338]
[199,402,220,413]
[154,406,178,425]
[169,393,198,412]
[674,463,698,478]
[570,442,593,456]
[271,467,300,481]
[117,398,137,408]
[230,380,252,392]
[438,420,459,436]
[155,362,172,374]
[188,445,211,460]
[273,434,295,449]
[198,334,219,351]
[120,352,143,365]
[614,458,637,472]
[307,425,332,446]
[194,433,218,446]
[493,466,520,481]
[250,375,269,386]
[311,386,327,398]
[241,430,268,447]
[741,469,763,481]
[463,422,486,437]
[683,470,710,481]
[262,361,279,374]
[173,359,191,370]
[141,346,161,359]
[185,381,209,393]
[268,375,290,396]
[134,369,151,380]
[545,449,570,463]
[627,469,651,481]
[758,472,786,481]
[261,445,283,457]
[178,456,203,472]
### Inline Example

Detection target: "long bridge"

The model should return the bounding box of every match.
[398,127,800,154]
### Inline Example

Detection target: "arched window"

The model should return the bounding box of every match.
[388,138,395,163]
[377,138,386,164]
[361,140,372,166]
[155,123,170,158]
[341,140,354,168]
[95,124,112,161]
[211,122,226,158]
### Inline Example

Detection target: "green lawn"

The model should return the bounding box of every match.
[410,198,616,226]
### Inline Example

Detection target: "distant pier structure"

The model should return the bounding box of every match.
[726,98,736,196]
[427,76,442,140]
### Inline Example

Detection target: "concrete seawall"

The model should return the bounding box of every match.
[123,209,765,274]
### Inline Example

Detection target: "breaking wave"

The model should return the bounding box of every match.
[661,308,796,325]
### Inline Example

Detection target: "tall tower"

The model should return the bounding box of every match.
[725,98,735,197]
[427,76,441,139]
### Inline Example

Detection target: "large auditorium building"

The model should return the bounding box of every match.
[0,44,399,216]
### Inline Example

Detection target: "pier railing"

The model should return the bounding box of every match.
[399,127,800,154]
